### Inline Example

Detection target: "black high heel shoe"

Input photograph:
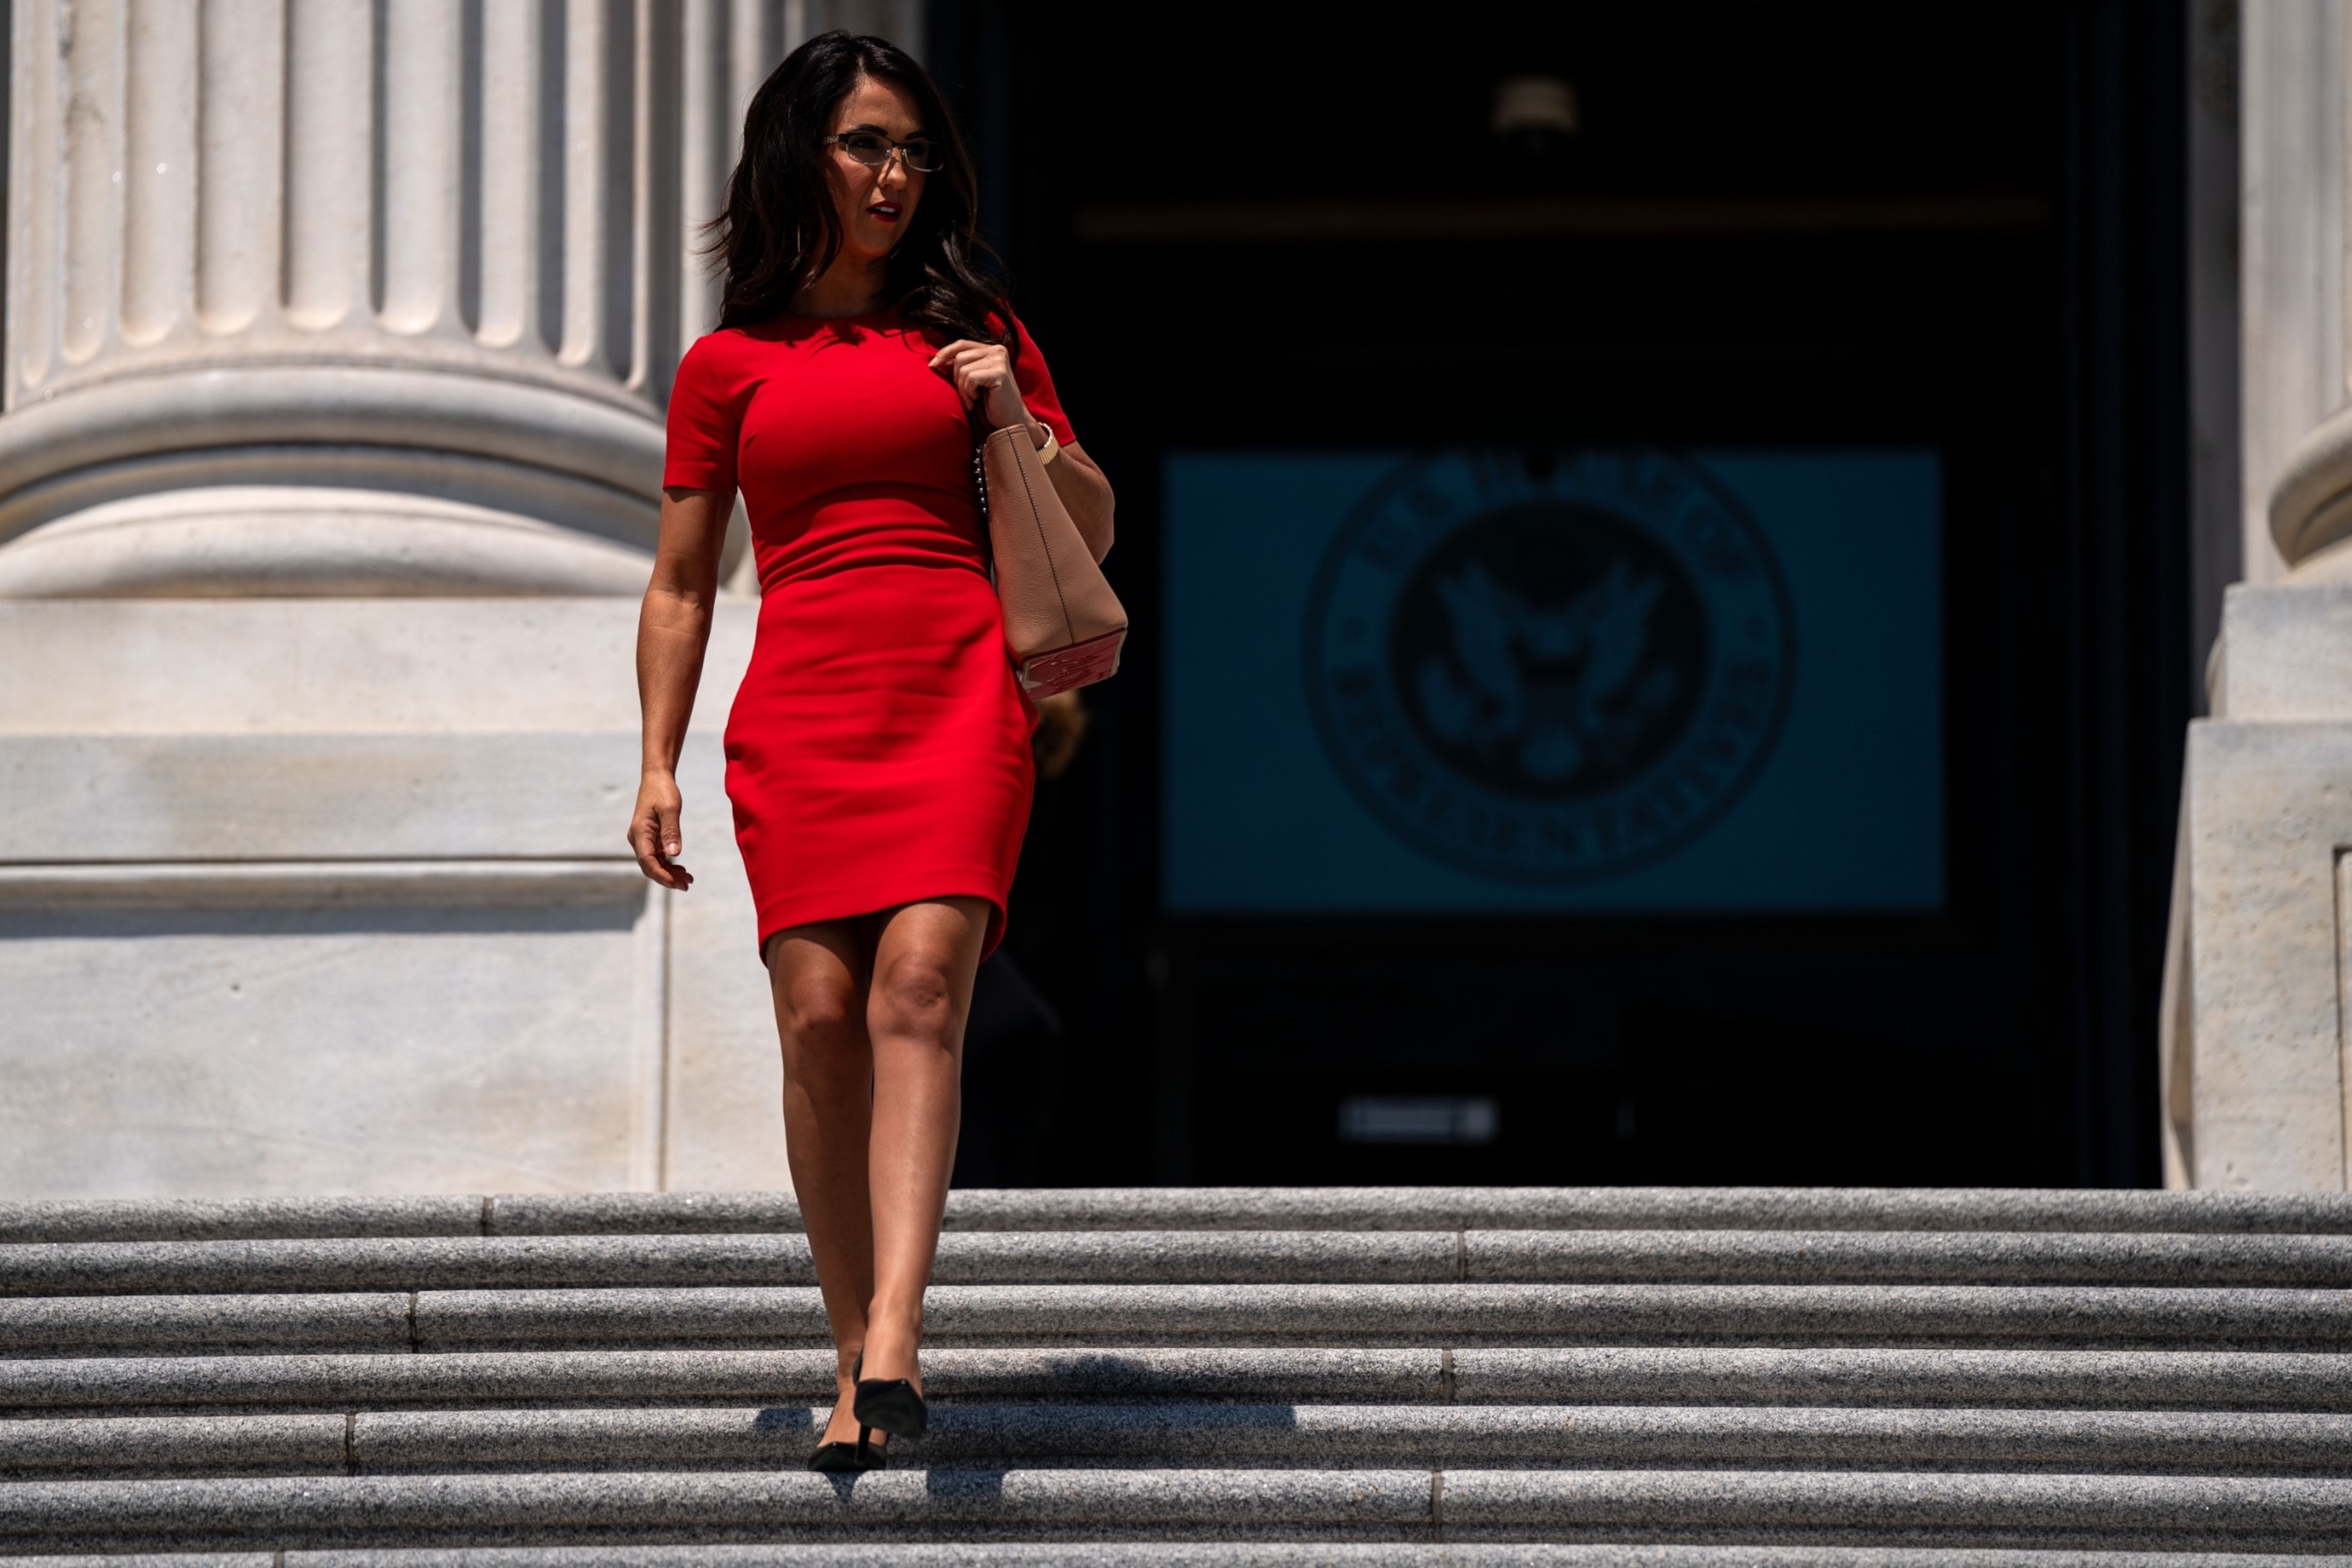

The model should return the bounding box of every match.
[851,1348,929,1440]
[808,1362,887,1472]
[805,1426,884,1472]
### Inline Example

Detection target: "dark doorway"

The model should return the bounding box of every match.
[933,1,2190,1190]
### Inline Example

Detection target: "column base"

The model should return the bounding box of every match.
[0,485,663,597]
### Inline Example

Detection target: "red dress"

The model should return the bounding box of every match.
[662,309,1078,959]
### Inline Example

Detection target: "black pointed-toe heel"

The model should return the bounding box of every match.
[808,1425,886,1472]
[853,1361,929,1440]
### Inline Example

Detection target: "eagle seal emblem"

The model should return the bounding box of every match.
[1305,449,1794,881]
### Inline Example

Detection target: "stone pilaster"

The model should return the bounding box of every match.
[2165,0,2352,1191]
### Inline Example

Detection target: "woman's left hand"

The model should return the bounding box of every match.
[929,338,1032,433]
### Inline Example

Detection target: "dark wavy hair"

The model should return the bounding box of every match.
[710,31,1008,349]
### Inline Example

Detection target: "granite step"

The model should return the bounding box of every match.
[15,1228,2352,1296]
[9,1189,2352,1558]
[7,1547,2347,1568]
[9,1468,2352,1553]
[10,1187,2352,1246]
[10,1282,2352,1358]
[15,1344,2351,1416]
[11,1403,2352,1481]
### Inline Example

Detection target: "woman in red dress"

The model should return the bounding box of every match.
[627,31,1114,1471]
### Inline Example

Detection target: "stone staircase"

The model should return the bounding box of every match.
[5,1188,2352,1564]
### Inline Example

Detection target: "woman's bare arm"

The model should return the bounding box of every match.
[628,485,734,890]
[1044,442,1116,564]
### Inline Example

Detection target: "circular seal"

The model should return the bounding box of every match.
[1305,449,1794,882]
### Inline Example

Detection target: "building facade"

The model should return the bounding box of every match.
[0,0,2329,1196]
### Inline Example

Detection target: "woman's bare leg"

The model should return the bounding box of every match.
[858,895,991,1391]
[768,920,880,1447]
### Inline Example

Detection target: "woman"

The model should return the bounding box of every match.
[627,31,1114,1472]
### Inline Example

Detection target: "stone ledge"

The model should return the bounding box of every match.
[0,861,645,911]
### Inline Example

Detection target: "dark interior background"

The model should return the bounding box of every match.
[931,0,2190,1191]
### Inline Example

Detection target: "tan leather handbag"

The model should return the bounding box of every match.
[975,422,1126,698]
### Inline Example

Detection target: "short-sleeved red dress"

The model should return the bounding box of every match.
[662,309,1078,960]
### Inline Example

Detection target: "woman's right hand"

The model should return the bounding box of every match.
[629,767,693,890]
[633,485,732,893]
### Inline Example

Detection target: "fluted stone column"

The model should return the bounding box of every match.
[2164,0,2352,1191]
[0,0,800,594]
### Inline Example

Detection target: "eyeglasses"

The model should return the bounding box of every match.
[824,131,942,173]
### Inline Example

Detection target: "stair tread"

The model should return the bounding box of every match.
[8,1547,2350,1568]
[12,1403,2352,1480]
[13,1344,2352,1411]
[12,1465,2352,1552]
[7,1189,2351,1553]
[13,1281,2352,1359]
[15,1230,2352,1295]
[12,1187,2352,1246]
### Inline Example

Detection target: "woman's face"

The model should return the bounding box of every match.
[822,74,927,266]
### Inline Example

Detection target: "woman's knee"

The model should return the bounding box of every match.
[869,952,960,1047]
[774,969,864,1060]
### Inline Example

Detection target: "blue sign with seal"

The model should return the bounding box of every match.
[1163,447,1943,914]
[1307,448,1794,883]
